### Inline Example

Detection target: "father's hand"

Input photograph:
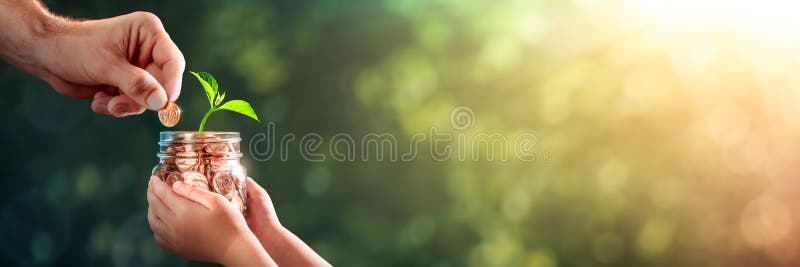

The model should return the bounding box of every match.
[0,2,184,117]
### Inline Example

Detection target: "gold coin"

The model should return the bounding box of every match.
[158,101,181,127]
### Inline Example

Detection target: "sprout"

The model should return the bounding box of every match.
[189,71,260,132]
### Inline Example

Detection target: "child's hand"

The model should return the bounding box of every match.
[244,177,282,240]
[146,176,276,267]
[244,177,331,267]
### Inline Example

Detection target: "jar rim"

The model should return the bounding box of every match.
[156,153,243,159]
[159,131,241,143]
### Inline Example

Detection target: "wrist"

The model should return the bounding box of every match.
[221,231,276,267]
[28,16,76,80]
[0,3,65,78]
[253,222,291,260]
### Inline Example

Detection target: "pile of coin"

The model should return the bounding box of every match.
[153,134,247,214]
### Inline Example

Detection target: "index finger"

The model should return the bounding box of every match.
[149,175,194,212]
[172,181,228,210]
[151,33,185,102]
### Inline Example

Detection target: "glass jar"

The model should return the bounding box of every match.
[152,131,247,214]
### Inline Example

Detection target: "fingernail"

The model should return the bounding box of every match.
[110,103,129,115]
[172,181,185,193]
[146,90,168,110]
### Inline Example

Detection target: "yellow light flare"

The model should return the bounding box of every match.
[625,0,800,46]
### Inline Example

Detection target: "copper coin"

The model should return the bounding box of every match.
[158,101,181,127]
[204,143,231,155]
[181,171,210,191]
[152,169,168,181]
[165,172,183,186]
[175,152,199,172]
[212,172,235,199]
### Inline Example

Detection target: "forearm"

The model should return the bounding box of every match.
[258,225,331,267]
[222,233,278,267]
[0,0,65,77]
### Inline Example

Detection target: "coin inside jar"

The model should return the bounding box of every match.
[165,172,183,186]
[212,172,236,199]
[158,101,181,127]
[181,171,210,191]
[153,132,248,214]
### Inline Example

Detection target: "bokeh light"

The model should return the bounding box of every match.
[3,0,800,266]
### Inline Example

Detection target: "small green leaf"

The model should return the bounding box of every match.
[198,72,219,92]
[218,100,260,122]
[214,91,226,107]
[189,70,262,132]
[190,71,217,106]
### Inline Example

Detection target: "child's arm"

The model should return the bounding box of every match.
[244,178,332,267]
[146,176,277,267]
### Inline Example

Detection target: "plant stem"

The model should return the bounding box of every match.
[198,108,216,132]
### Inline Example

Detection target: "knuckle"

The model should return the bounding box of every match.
[147,212,159,224]
[183,186,197,197]
[147,213,156,224]
[249,186,267,197]
[90,102,106,114]
[254,185,267,195]
[251,191,268,202]
[151,182,164,196]
[109,102,131,116]
[175,54,186,66]
[258,190,269,199]
[128,73,154,99]
[133,11,162,27]
[212,195,229,207]
[253,191,270,202]
[129,106,146,115]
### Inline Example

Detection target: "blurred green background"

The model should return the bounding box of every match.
[3,0,800,266]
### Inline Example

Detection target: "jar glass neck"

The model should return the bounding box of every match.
[158,131,242,159]
[159,131,241,143]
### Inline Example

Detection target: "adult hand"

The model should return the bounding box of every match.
[0,2,185,117]
[42,12,185,116]
[146,176,275,267]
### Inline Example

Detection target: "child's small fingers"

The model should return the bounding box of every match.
[172,181,225,209]
[246,177,271,201]
[153,233,175,254]
[147,208,168,233]
[150,175,188,211]
[147,211,176,253]
[147,184,175,216]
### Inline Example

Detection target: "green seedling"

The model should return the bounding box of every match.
[190,71,260,132]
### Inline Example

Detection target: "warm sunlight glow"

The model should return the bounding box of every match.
[626,0,800,44]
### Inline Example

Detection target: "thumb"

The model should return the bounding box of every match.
[246,177,273,204]
[172,181,224,209]
[245,177,279,224]
[105,63,168,110]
